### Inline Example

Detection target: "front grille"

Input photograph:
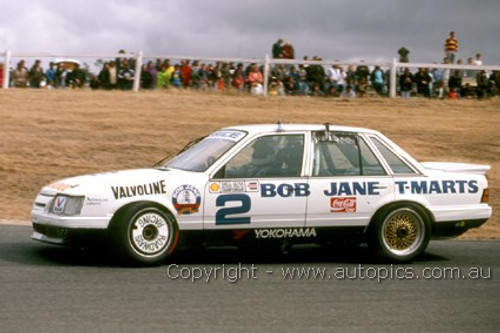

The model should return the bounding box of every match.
[33,224,69,239]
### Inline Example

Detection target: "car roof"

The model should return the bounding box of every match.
[222,123,379,136]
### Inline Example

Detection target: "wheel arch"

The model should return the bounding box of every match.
[365,200,435,235]
[108,200,178,232]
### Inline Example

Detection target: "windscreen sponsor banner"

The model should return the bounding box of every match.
[209,130,246,142]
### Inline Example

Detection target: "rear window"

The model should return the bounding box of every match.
[370,137,416,174]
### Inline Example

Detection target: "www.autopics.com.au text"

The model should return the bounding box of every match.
[166,263,492,283]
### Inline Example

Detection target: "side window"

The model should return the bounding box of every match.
[358,138,386,176]
[312,133,386,177]
[313,139,359,176]
[215,135,304,179]
[370,137,416,174]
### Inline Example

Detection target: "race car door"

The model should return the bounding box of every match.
[204,133,308,229]
[306,132,394,227]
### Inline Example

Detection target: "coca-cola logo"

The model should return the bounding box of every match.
[330,197,357,213]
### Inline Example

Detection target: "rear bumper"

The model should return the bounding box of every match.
[430,204,491,237]
[432,219,488,238]
[431,205,492,222]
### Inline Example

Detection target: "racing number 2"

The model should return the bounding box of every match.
[215,194,251,225]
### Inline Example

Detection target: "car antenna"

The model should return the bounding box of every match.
[276,100,284,132]
[323,122,333,141]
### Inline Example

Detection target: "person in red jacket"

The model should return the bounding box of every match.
[248,65,264,95]
[179,59,192,88]
[282,42,295,59]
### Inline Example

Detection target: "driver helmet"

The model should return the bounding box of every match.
[251,138,278,166]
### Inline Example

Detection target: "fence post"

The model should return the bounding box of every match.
[263,54,270,97]
[133,50,143,92]
[2,49,11,89]
[389,57,397,98]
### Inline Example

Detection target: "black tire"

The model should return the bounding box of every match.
[112,203,179,266]
[369,204,430,262]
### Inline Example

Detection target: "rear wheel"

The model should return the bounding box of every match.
[112,204,178,266]
[370,205,430,262]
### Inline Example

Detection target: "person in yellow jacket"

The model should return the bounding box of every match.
[444,31,459,64]
[156,59,175,89]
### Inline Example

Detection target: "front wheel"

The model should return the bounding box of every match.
[112,204,179,266]
[370,205,430,262]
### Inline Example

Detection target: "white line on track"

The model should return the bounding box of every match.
[0,219,30,226]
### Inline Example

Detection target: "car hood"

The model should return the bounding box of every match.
[421,162,490,175]
[41,168,181,196]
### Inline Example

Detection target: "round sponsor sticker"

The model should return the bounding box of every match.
[172,185,201,215]
[210,183,220,193]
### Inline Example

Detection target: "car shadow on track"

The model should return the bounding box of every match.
[1,241,449,268]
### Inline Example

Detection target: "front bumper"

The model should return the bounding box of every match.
[31,223,108,246]
[31,210,112,246]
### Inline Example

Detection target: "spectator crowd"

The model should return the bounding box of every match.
[2,33,499,100]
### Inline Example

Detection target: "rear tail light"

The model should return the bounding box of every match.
[481,189,490,203]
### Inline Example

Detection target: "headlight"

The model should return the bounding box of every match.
[50,195,85,216]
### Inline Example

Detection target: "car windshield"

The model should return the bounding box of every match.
[159,130,246,172]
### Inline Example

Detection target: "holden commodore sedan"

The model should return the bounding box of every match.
[31,123,492,265]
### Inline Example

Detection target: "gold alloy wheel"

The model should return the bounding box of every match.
[381,208,425,256]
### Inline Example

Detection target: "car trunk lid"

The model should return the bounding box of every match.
[421,162,490,175]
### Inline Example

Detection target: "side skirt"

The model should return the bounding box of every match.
[178,226,366,248]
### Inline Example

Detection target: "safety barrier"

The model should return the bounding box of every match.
[2,49,500,98]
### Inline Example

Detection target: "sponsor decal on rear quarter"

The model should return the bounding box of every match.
[330,197,357,213]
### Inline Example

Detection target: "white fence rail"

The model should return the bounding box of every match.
[2,49,500,97]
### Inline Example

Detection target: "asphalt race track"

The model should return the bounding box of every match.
[1,225,499,333]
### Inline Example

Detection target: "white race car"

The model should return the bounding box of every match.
[31,123,492,265]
